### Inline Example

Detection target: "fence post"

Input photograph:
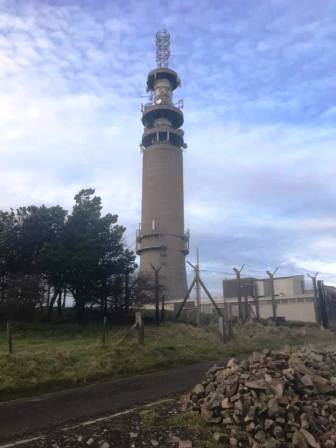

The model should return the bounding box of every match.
[317,280,329,329]
[266,268,279,318]
[161,294,165,322]
[224,302,233,340]
[102,316,107,345]
[7,321,13,354]
[136,311,144,345]
[151,264,162,326]
[255,297,260,320]
[218,316,228,343]
[244,293,249,321]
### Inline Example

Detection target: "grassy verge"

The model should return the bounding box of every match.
[0,320,334,401]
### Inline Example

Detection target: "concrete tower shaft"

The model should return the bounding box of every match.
[136,31,188,301]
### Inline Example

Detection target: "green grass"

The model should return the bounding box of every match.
[0,320,334,401]
[139,403,208,432]
[201,442,220,448]
[139,402,214,447]
[166,412,207,431]
[0,322,228,400]
[166,410,219,447]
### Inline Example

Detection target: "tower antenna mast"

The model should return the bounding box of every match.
[156,30,170,68]
[137,31,188,304]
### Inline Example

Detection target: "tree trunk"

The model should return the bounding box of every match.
[62,289,66,308]
[57,290,63,320]
[47,286,51,307]
[47,290,59,320]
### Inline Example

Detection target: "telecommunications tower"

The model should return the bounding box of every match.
[136,30,189,301]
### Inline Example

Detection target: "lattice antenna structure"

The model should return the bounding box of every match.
[156,30,170,68]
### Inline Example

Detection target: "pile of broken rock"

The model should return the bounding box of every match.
[183,346,336,447]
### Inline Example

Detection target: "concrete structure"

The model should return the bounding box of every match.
[163,294,316,323]
[223,275,305,300]
[221,275,315,321]
[222,277,256,299]
[255,275,305,298]
[163,275,318,323]
[136,31,189,301]
[223,295,316,322]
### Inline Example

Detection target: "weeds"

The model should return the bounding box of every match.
[140,409,161,430]
[200,442,220,448]
[166,412,207,431]
[0,320,333,401]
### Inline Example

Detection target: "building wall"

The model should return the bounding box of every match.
[224,275,305,300]
[254,280,264,297]
[190,295,317,323]
[255,298,315,322]
[274,276,304,297]
[255,276,304,298]
[165,273,316,322]
[223,278,256,298]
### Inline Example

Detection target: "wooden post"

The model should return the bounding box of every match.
[174,278,196,321]
[312,276,320,324]
[243,290,249,321]
[266,267,278,319]
[218,316,228,343]
[256,296,260,320]
[223,301,231,339]
[227,303,233,338]
[195,249,201,327]
[102,316,107,345]
[186,254,202,326]
[233,265,245,320]
[237,272,242,320]
[198,277,224,318]
[317,280,329,329]
[151,264,162,326]
[161,294,165,322]
[7,321,13,354]
[136,311,144,345]
[253,283,260,320]
[174,252,206,324]
[270,276,276,318]
[307,272,320,325]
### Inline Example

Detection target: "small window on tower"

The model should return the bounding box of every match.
[152,219,156,230]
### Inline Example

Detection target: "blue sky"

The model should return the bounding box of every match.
[0,0,335,292]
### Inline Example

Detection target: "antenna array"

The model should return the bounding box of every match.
[156,30,170,68]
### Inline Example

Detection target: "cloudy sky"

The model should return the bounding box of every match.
[1,0,335,292]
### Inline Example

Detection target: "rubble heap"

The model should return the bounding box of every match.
[183,347,336,447]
